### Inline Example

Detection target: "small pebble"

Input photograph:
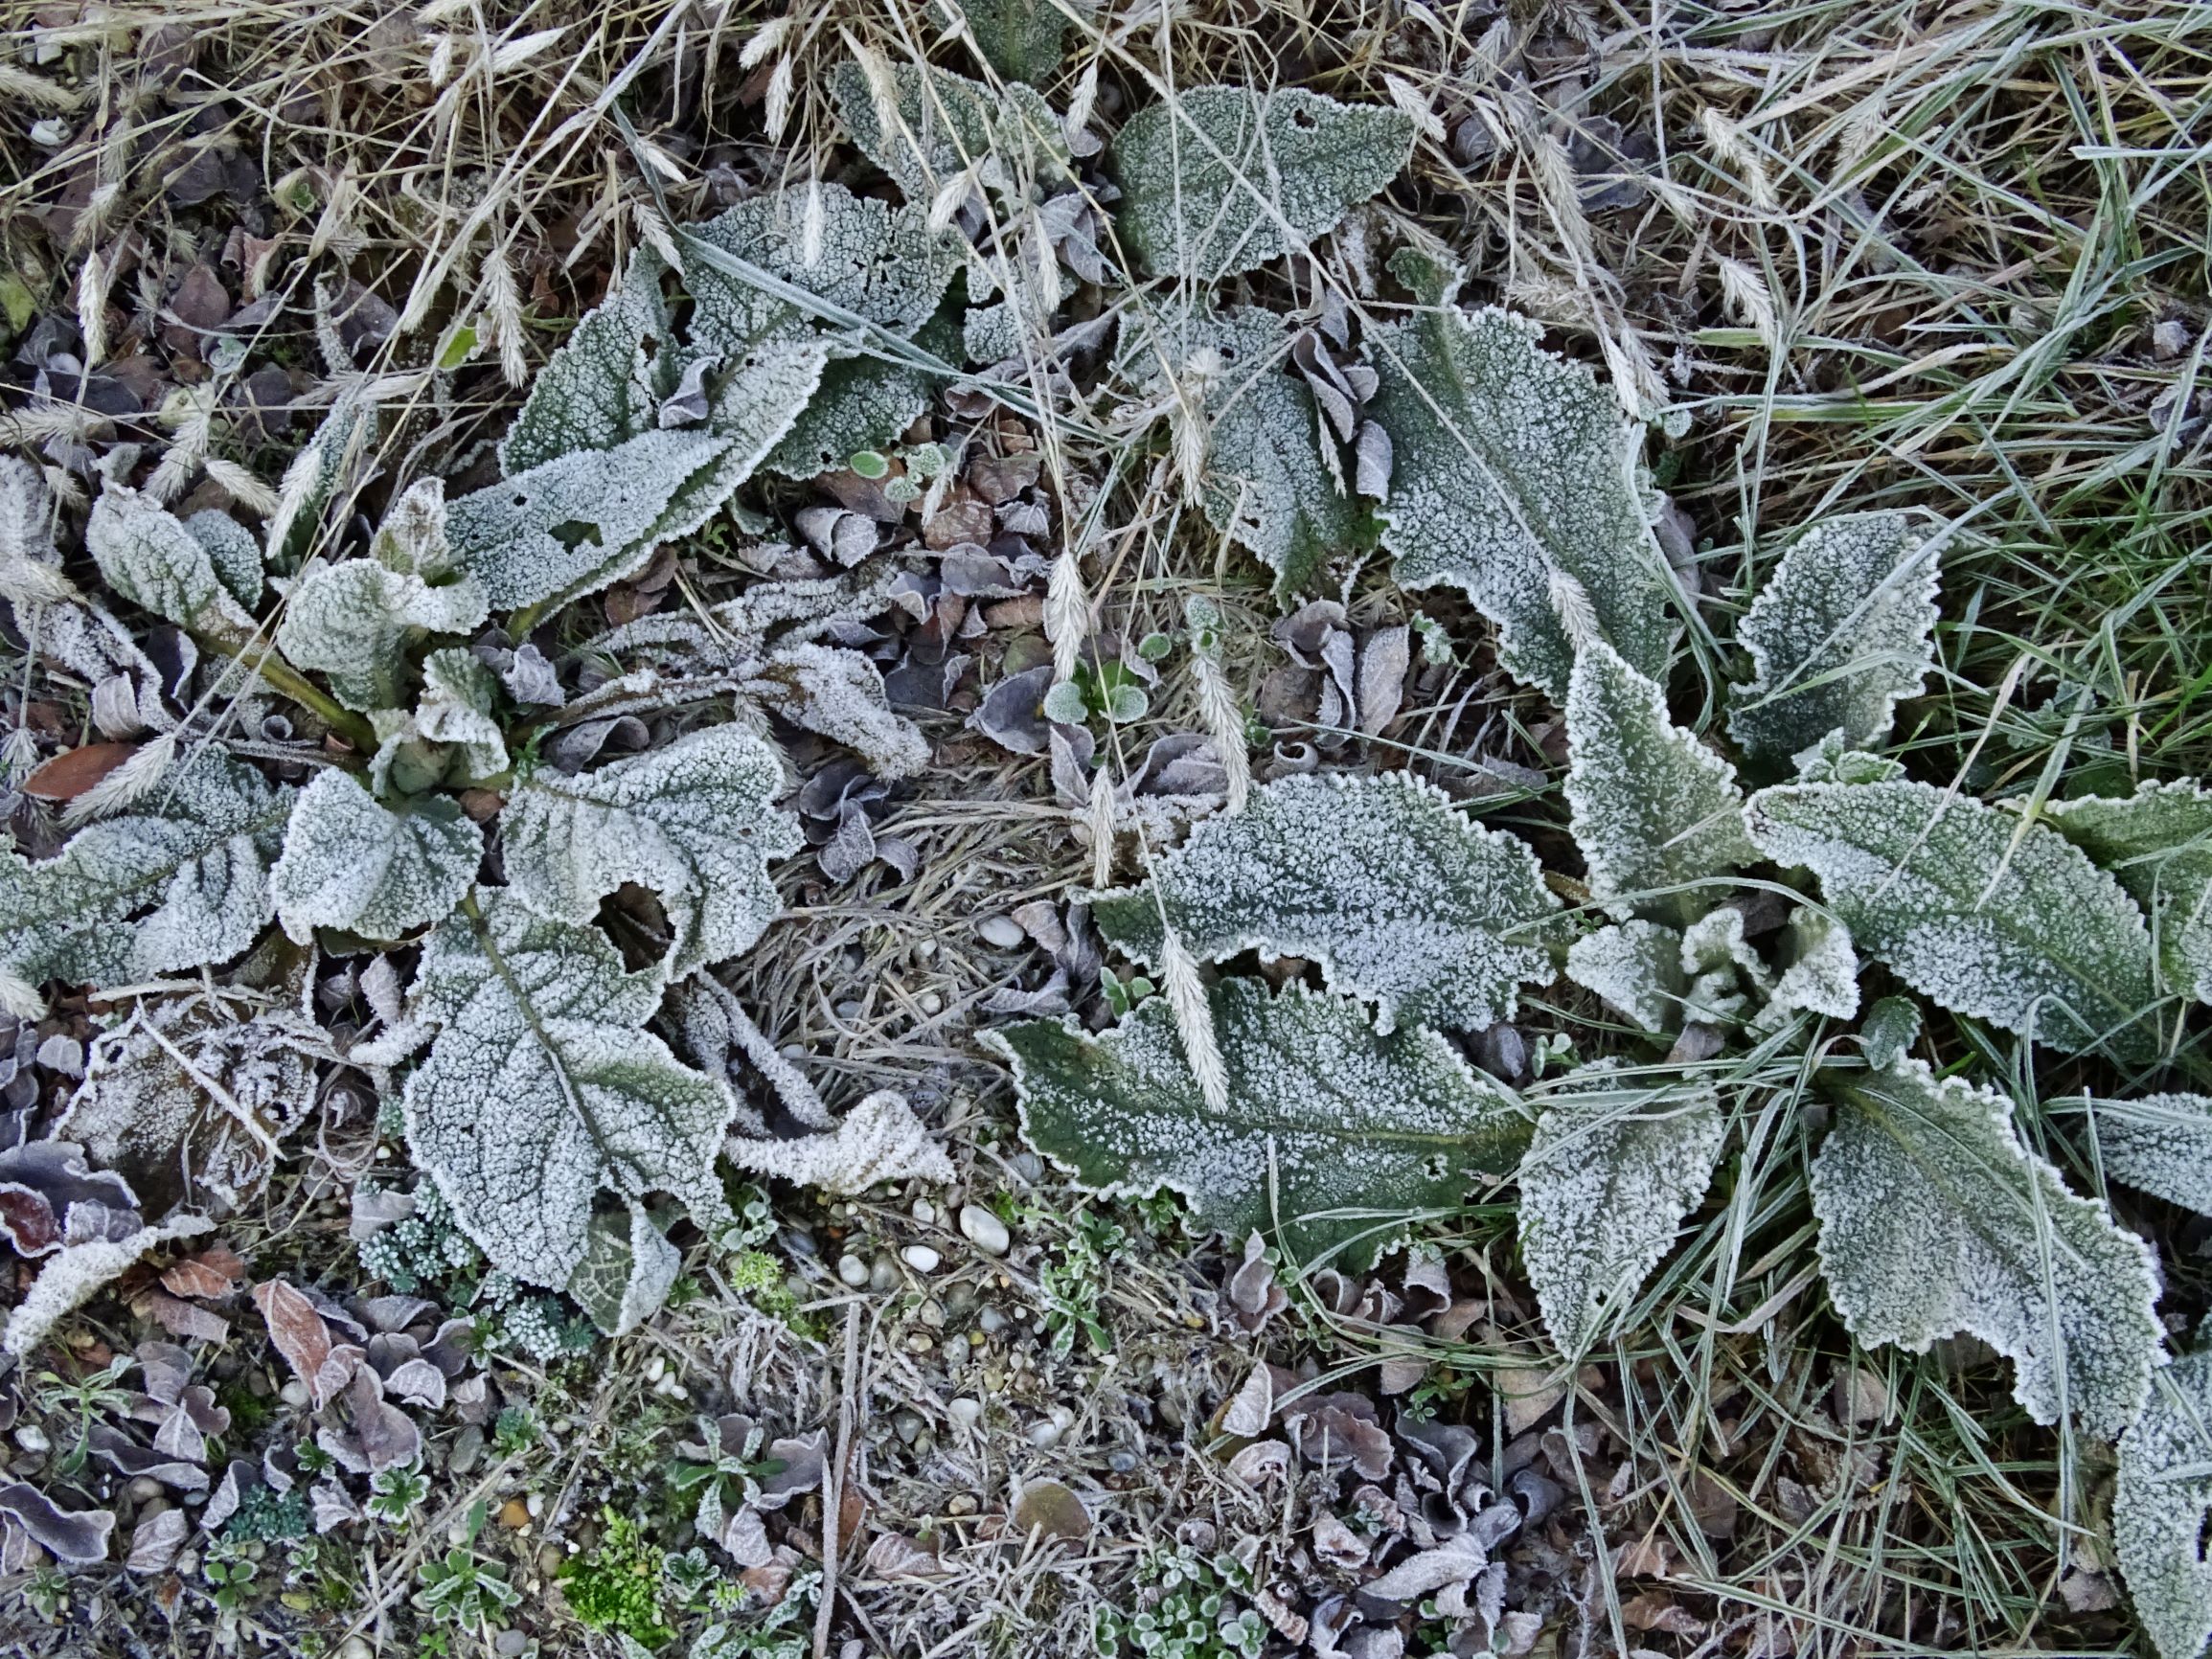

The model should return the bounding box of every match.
[644,1354,666,1383]
[918,1299,946,1329]
[1011,1150,1043,1183]
[947,1493,978,1516]
[494,1631,530,1658]
[449,1424,485,1476]
[869,1254,900,1293]
[892,1409,924,1445]
[976,916,1026,948]
[947,1397,983,1430]
[958,1204,1010,1256]
[911,1198,936,1226]
[498,1499,531,1530]
[2154,318,2190,359]
[906,1332,933,1353]
[536,1543,566,1579]
[977,1307,1009,1335]
[837,1255,869,1288]
[13,1425,49,1456]
[901,1244,942,1273]
[918,990,944,1015]
[279,1379,310,1410]
[175,1548,200,1578]
[525,1491,546,1519]
[447,1518,472,1547]
[128,1477,161,1502]
[1027,1409,1073,1450]
[335,1637,371,1659]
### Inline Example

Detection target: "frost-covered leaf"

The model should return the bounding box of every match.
[937,0,1089,83]
[1811,1057,2161,1438]
[60,995,318,1201]
[275,557,489,713]
[1565,641,1757,924]
[503,726,802,978]
[272,768,482,943]
[0,748,290,991]
[687,183,963,348]
[748,642,931,780]
[1090,772,1561,1034]
[449,428,766,611]
[501,248,673,474]
[986,978,1531,1268]
[1370,300,1671,701]
[2070,1093,2212,1216]
[1859,994,1921,1069]
[401,888,735,1290]
[1119,305,1363,599]
[566,1208,682,1337]
[1109,86,1413,282]
[1565,920,1684,1034]
[1748,779,2159,1057]
[1726,511,1940,765]
[4,1215,212,1357]
[87,483,256,645]
[185,510,264,608]
[266,396,376,565]
[830,60,1070,205]
[1517,1075,1723,1352]
[414,649,508,782]
[764,317,954,481]
[1746,908,1860,1035]
[2115,1349,2212,1659]
[2040,782,2212,1005]
[724,1091,956,1193]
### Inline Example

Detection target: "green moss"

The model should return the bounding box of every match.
[559,1510,674,1648]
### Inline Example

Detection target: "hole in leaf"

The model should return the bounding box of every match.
[548,519,604,552]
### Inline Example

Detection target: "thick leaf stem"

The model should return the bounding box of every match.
[194,627,379,753]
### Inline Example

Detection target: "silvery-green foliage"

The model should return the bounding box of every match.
[566,1208,682,1338]
[502,726,801,978]
[1517,1075,1724,1352]
[1677,905,1768,1027]
[414,650,508,781]
[1566,920,1685,1034]
[764,343,941,482]
[266,395,376,563]
[401,888,736,1291]
[1565,641,1756,925]
[0,748,290,991]
[500,248,674,475]
[1117,305,1361,600]
[986,977,1530,1268]
[722,1091,957,1193]
[1858,994,1921,1069]
[185,510,264,607]
[2115,1349,2212,1659]
[86,483,257,646]
[271,768,482,943]
[829,59,1070,204]
[1794,734,1905,785]
[1369,298,1671,701]
[1746,908,1860,1035]
[1725,512,1940,765]
[1109,86,1414,282]
[936,0,1089,83]
[1748,779,2159,1057]
[2040,782,2212,1005]
[1811,1057,2161,1438]
[687,183,962,347]
[2070,1093,2212,1216]
[1089,772,1562,1034]
[746,642,932,780]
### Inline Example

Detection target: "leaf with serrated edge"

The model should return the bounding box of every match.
[746,642,930,780]
[2040,782,2212,1006]
[1726,512,1941,766]
[1370,302,1670,701]
[986,977,1531,1269]
[1109,86,1413,283]
[0,748,291,990]
[1517,1073,1723,1352]
[272,769,482,943]
[401,888,735,1291]
[501,248,673,474]
[1812,1057,2161,1438]
[936,0,1091,83]
[1746,908,1860,1035]
[566,1208,682,1338]
[2116,1350,2212,1659]
[275,558,490,713]
[1566,640,1757,925]
[1091,772,1561,1035]
[2066,1093,2212,1216]
[502,726,802,978]
[1565,920,1685,1034]
[764,315,954,481]
[829,61,1070,206]
[87,484,256,645]
[1748,779,2159,1057]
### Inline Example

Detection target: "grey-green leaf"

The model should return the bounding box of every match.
[1369,303,1671,701]
[1517,1074,1724,1352]
[829,60,1070,205]
[1726,511,1941,765]
[87,484,256,645]
[275,557,490,712]
[500,247,673,474]
[1564,920,1685,1034]
[2070,1092,2212,1216]
[2115,1349,2212,1659]
[1108,86,1413,282]
[937,0,1091,83]
[271,768,482,943]
[1090,772,1562,1034]
[1812,1057,2161,1439]
[502,726,803,978]
[1748,779,2160,1057]
[1565,640,1757,924]
[402,889,735,1292]
[2040,782,2212,1006]
[566,1208,682,1338]
[986,978,1531,1269]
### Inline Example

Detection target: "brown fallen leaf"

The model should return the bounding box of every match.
[137,1288,229,1342]
[252,1280,332,1400]
[22,742,138,802]
[1010,1478,1090,1542]
[160,1244,246,1299]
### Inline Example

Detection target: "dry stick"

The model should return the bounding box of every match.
[816,1297,864,1659]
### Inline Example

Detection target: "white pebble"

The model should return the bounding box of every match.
[918,990,944,1014]
[911,1198,936,1226]
[976,916,1026,948]
[958,1204,1011,1256]
[525,1492,546,1519]
[13,1425,50,1456]
[837,1255,869,1287]
[644,1354,666,1383]
[1027,1407,1075,1449]
[947,1398,982,1430]
[901,1244,942,1273]
[279,1379,310,1410]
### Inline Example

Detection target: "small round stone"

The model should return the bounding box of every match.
[13,1425,49,1456]
[947,1397,983,1430]
[901,1244,942,1273]
[279,1378,311,1410]
[958,1204,1010,1256]
[837,1255,869,1288]
[494,1631,530,1658]
[918,990,944,1015]
[128,1476,161,1502]
[911,1198,936,1226]
[869,1254,900,1293]
[977,1307,1009,1335]
[976,916,1026,948]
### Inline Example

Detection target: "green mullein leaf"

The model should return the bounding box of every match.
[829,59,1071,205]
[270,768,482,943]
[2039,782,2212,1006]
[2115,1350,2212,1659]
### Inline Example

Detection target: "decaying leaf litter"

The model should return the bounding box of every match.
[0,3,2208,1658]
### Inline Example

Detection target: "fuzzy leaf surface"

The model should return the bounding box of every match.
[2073,1093,2212,1216]
[87,485,256,644]
[987,978,1530,1269]
[1517,1075,1723,1352]
[937,0,1088,82]
[1726,511,1940,764]
[502,726,802,977]
[1747,908,1860,1034]
[829,61,1070,205]
[1565,920,1685,1034]
[2115,1349,2212,1659]
[275,557,490,712]
[1090,773,1561,1034]
[1748,780,2159,1057]
[566,1209,682,1338]
[2040,782,2212,1005]
[1370,305,1669,700]
[1109,86,1413,282]
[501,248,673,474]
[1565,641,1756,924]
[401,889,734,1290]
[748,642,931,779]
[271,768,482,943]
[1812,1057,2161,1438]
